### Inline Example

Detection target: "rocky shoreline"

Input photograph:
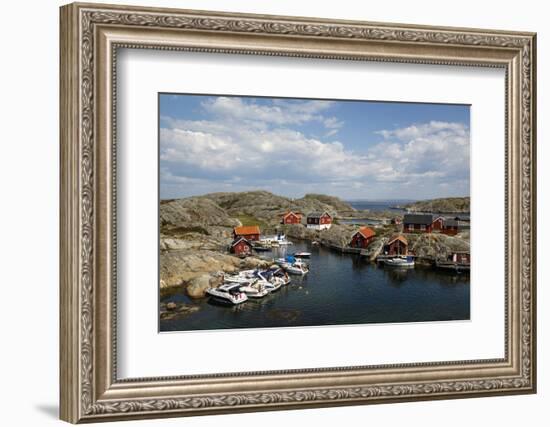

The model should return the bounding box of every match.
[160,191,470,299]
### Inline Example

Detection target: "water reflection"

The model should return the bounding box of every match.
[383,267,412,286]
[351,256,370,272]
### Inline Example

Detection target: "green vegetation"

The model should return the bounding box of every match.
[236,214,269,230]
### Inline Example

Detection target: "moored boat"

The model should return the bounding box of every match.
[278,256,309,275]
[252,243,271,252]
[239,282,270,298]
[293,251,311,258]
[258,269,287,292]
[284,262,309,275]
[382,256,415,268]
[223,270,261,284]
[206,283,248,304]
[272,267,291,285]
[260,233,293,246]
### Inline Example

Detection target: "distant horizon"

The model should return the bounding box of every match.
[159,191,470,203]
[160,94,470,200]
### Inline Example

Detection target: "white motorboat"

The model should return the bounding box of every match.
[225,269,258,281]
[284,262,309,275]
[263,278,283,293]
[206,283,248,304]
[256,270,287,292]
[239,282,270,298]
[261,234,293,246]
[382,256,415,268]
[293,251,311,258]
[276,255,309,275]
[272,268,291,285]
[223,274,253,284]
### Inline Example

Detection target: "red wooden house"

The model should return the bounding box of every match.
[431,216,444,231]
[230,237,253,256]
[442,219,459,235]
[306,211,333,230]
[233,225,260,241]
[385,235,409,256]
[403,214,440,233]
[350,227,376,248]
[281,211,302,225]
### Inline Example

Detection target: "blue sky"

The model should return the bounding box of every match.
[159,94,470,200]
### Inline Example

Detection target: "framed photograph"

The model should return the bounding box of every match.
[60,2,537,423]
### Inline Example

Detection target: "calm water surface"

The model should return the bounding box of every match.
[348,200,410,212]
[160,241,470,332]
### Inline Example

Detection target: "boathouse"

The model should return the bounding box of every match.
[230,237,253,256]
[350,227,376,248]
[446,251,470,265]
[233,225,260,241]
[306,211,333,230]
[281,211,302,225]
[450,251,470,264]
[403,214,437,233]
[386,235,408,256]
[442,219,459,235]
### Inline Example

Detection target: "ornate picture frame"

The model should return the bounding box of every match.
[60,2,536,423]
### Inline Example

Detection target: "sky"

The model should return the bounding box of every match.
[159,94,470,201]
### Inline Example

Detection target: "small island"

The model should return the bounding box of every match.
[395,197,470,214]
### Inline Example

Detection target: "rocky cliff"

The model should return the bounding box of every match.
[401,197,470,213]
[159,191,470,297]
[202,191,356,226]
[159,191,359,295]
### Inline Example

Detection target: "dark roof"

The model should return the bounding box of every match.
[307,211,331,219]
[403,214,435,225]
[444,219,459,227]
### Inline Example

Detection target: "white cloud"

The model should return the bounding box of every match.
[371,121,470,182]
[323,116,344,137]
[323,116,344,129]
[160,99,469,199]
[201,97,334,126]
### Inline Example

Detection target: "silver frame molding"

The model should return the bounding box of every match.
[60,2,537,423]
